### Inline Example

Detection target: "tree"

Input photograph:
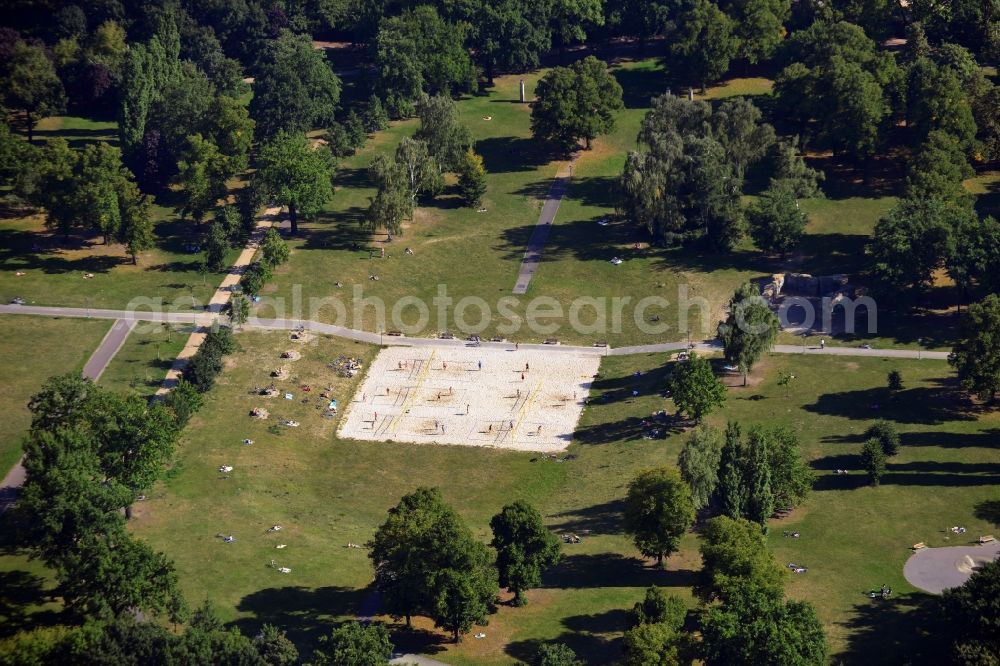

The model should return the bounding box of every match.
[678,424,724,510]
[950,294,1000,403]
[471,0,553,83]
[239,262,272,299]
[162,379,203,427]
[869,198,957,301]
[253,624,298,665]
[620,94,746,250]
[415,95,473,171]
[939,559,1000,664]
[905,129,974,206]
[368,487,497,629]
[668,0,738,92]
[430,548,498,643]
[4,41,66,142]
[531,56,624,150]
[395,138,443,203]
[175,134,229,225]
[254,131,335,235]
[490,501,561,605]
[717,425,750,517]
[364,95,390,133]
[550,0,605,47]
[700,579,827,666]
[250,31,341,139]
[314,621,392,666]
[668,352,726,421]
[864,420,900,456]
[905,57,978,155]
[887,369,903,392]
[228,293,251,329]
[366,155,415,237]
[202,220,230,272]
[769,137,824,198]
[717,282,779,386]
[860,438,887,485]
[747,182,808,256]
[458,149,488,208]
[260,227,290,269]
[622,620,689,666]
[535,642,584,666]
[764,427,814,511]
[711,97,776,182]
[721,0,790,64]
[375,6,477,117]
[116,180,154,264]
[696,515,785,602]
[628,586,687,629]
[741,428,775,526]
[624,468,696,567]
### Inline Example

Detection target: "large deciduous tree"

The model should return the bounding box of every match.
[4,41,66,142]
[471,0,553,83]
[368,487,498,638]
[531,56,623,150]
[375,6,477,118]
[623,468,696,567]
[254,131,335,235]
[667,0,738,92]
[668,352,727,421]
[717,282,779,386]
[250,31,341,140]
[314,621,393,666]
[490,501,561,606]
[950,293,1000,403]
[747,181,808,256]
[415,95,473,171]
[938,559,1000,663]
[678,424,724,510]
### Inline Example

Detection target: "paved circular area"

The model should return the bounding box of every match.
[903,541,1000,594]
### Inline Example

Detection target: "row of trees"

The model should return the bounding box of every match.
[369,488,560,641]
[619,516,828,665]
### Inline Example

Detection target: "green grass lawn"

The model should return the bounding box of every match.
[122,329,999,664]
[97,323,193,396]
[0,314,110,473]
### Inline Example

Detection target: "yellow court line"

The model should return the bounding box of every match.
[389,349,435,435]
[510,380,542,439]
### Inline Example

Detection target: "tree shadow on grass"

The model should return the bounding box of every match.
[549,499,624,535]
[803,382,974,425]
[0,569,63,638]
[839,591,944,665]
[233,585,367,652]
[613,66,668,110]
[298,207,372,252]
[811,457,1000,489]
[973,499,1000,526]
[543,553,695,590]
[476,136,560,174]
[574,415,683,445]
[506,630,620,666]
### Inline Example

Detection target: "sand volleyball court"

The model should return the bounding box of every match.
[338,346,600,452]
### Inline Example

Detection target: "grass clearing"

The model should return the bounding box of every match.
[0,314,110,473]
[97,323,194,396]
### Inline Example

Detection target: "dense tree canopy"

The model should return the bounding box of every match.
[531,56,623,150]
[490,501,561,605]
[253,131,335,235]
[250,31,341,139]
[624,468,696,567]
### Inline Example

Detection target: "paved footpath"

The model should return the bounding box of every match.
[0,317,136,513]
[154,207,277,396]
[0,303,952,361]
[512,153,579,295]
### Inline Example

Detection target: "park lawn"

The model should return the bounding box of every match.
[31,115,118,148]
[126,327,1000,664]
[0,205,241,312]
[0,314,110,474]
[97,322,193,396]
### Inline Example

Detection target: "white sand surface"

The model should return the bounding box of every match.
[339,346,599,452]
